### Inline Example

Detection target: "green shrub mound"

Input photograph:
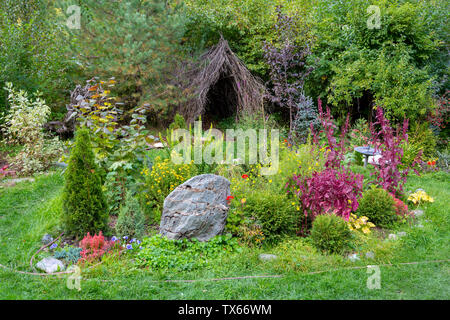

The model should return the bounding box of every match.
[310,214,352,254]
[241,193,298,243]
[357,187,397,228]
[115,191,146,239]
[62,129,108,237]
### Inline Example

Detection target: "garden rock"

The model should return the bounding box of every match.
[259,254,278,262]
[411,209,424,218]
[41,234,54,245]
[36,257,65,273]
[160,174,231,242]
[347,253,360,262]
[388,233,398,240]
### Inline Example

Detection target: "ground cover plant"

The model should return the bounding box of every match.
[0,0,448,302]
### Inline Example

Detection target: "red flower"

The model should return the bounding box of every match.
[432,160,436,166]
[1,165,8,171]
[226,196,234,201]
[427,161,432,166]
[241,174,249,179]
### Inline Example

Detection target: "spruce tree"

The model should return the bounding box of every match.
[115,191,146,239]
[62,128,108,237]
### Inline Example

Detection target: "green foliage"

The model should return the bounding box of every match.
[71,0,187,119]
[1,83,63,175]
[115,192,146,239]
[0,0,77,118]
[307,0,445,122]
[240,192,298,243]
[62,129,108,238]
[310,213,353,254]
[357,186,397,228]
[349,164,376,190]
[70,79,153,174]
[349,118,370,148]
[168,113,187,131]
[54,246,82,264]
[135,234,240,271]
[184,0,314,76]
[408,122,437,159]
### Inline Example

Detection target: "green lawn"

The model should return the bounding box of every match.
[0,171,449,299]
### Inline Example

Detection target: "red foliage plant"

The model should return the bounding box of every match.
[0,164,16,179]
[290,168,363,223]
[79,231,113,263]
[391,195,410,219]
[427,91,449,129]
[370,107,421,197]
[311,99,350,170]
[287,99,363,234]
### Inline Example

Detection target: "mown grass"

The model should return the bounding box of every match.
[0,171,448,299]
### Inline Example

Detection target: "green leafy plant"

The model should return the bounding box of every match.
[357,186,397,228]
[0,0,77,118]
[310,213,353,254]
[135,234,240,271]
[62,129,108,238]
[1,83,63,175]
[239,192,298,243]
[115,191,146,239]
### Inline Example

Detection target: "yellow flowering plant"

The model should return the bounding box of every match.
[347,213,376,234]
[407,190,434,205]
[141,156,197,222]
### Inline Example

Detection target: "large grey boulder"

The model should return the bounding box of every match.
[36,257,65,273]
[159,174,231,242]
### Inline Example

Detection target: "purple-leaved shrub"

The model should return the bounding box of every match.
[370,107,422,197]
[287,99,363,234]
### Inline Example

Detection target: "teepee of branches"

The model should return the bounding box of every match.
[177,37,266,123]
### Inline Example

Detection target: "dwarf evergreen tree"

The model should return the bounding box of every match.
[62,129,108,237]
[115,191,146,239]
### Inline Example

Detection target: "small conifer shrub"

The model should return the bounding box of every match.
[115,191,146,239]
[62,129,108,237]
[311,214,353,254]
[357,187,397,228]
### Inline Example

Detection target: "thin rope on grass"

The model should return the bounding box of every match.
[1,258,448,281]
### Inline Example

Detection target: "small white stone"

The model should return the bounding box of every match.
[36,257,65,273]
[348,253,360,262]
[412,209,424,218]
[153,142,165,149]
[388,233,398,240]
[259,254,278,262]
